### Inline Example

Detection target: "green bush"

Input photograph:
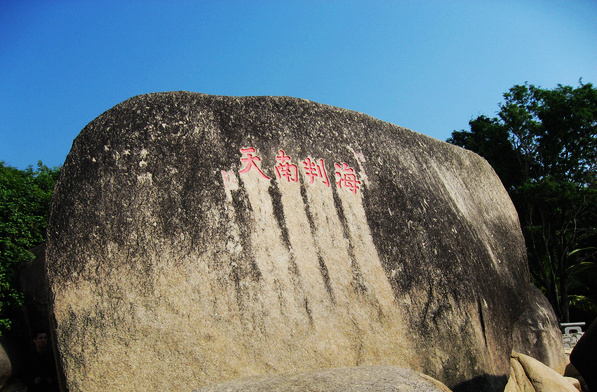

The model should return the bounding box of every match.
[0,161,60,333]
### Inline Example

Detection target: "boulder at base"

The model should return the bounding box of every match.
[505,352,578,392]
[47,92,531,392]
[193,365,452,392]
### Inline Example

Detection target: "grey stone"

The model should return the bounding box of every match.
[512,284,567,373]
[193,365,452,392]
[47,92,531,391]
[0,343,11,389]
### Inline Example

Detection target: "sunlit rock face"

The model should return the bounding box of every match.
[47,92,530,392]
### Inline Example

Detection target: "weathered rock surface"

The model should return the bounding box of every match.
[565,376,582,392]
[512,284,567,373]
[0,343,11,389]
[193,365,452,392]
[47,92,531,391]
[504,352,578,392]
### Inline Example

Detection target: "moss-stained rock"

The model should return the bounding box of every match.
[47,92,530,391]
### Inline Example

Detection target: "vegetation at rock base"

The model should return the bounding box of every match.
[0,161,60,333]
[448,81,597,324]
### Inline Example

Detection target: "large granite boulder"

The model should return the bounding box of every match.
[193,365,452,392]
[47,92,531,391]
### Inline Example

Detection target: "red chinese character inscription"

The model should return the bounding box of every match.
[237,147,362,194]
[239,147,271,180]
[335,162,361,194]
[275,150,298,182]
[303,157,330,187]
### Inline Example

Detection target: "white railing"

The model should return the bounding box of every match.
[560,322,586,350]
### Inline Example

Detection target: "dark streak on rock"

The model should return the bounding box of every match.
[478,298,488,348]
[230,177,260,310]
[268,178,312,321]
[359,173,405,298]
[268,179,300,278]
[421,283,434,332]
[331,183,367,295]
[232,182,259,277]
[304,298,314,326]
[268,180,291,250]
[300,180,335,303]
[317,255,334,304]
[230,264,244,312]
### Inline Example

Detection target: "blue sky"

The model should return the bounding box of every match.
[1,0,596,170]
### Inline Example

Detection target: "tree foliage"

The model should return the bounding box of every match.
[0,161,60,332]
[448,81,597,323]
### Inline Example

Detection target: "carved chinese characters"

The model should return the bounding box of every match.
[239,147,271,180]
[275,150,299,183]
[302,157,329,187]
[334,162,361,194]
[233,147,362,194]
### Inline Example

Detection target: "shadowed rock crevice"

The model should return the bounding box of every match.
[452,374,508,392]
[478,298,489,348]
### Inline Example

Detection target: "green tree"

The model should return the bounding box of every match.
[448,81,597,323]
[0,161,60,333]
